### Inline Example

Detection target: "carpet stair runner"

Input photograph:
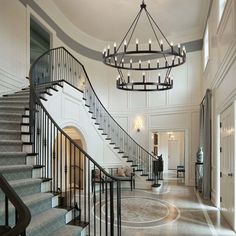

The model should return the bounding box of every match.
[0,88,83,236]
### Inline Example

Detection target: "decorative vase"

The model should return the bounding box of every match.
[197,147,203,163]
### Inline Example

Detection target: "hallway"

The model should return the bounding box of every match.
[111,171,236,236]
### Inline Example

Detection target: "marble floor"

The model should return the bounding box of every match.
[95,171,236,236]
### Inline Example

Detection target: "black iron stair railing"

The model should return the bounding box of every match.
[29,48,122,236]
[31,47,157,180]
[0,174,31,236]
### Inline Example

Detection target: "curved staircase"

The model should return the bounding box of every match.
[0,47,158,235]
[0,88,84,235]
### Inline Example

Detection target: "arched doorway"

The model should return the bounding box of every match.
[63,126,86,190]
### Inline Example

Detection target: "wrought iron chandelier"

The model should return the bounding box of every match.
[102,0,186,91]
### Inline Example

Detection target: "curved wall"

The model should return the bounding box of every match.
[0,0,204,186]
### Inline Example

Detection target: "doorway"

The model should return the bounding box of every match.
[30,18,50,65]
[220,103,235,229]
[151,131,185,172]
[63,126,86,190]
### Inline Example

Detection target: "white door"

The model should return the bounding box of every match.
[168,140,180,170]
[220,104,235,228]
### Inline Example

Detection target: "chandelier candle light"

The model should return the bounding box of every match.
[102,0,186,91]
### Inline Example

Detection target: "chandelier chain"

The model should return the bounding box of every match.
[144,9,170,68]
[117,9,142,52]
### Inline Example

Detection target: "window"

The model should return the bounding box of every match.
[218,0,227,24]
[203,24,209,70]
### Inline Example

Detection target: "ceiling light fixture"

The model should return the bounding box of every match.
[102,0,186,92]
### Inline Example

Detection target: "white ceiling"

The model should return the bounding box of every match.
[52,0,210,43]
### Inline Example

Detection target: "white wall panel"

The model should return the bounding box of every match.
[202,0,236,206]
[43,83,125,167]
[108,73,128,111]
[148,91,167,108]
[169,62,188,105]
[0,0,28,95]
[188,51,202,104]
[149,113,188,129]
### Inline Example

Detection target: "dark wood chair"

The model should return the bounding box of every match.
[91,169,105,193]
[177,165,185,178]
[108,167,135,191]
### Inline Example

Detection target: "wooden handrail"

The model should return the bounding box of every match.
[0,174,31,236]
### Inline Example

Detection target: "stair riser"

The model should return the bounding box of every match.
[0,153,35,166]
[22,133,30,142]
[66,209,73,224]
[32,168,42,178]
[0,143,22,152]
[52,195,59,208]
[0,123,20,130]
[0,133,21,141]
[21,125,29,133]
[22,117,29,123]
[23,144,32,153]
[41,180,52,193]
[26,155,36,165]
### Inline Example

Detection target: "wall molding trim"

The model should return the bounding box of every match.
[0,67,28,95]
[19,0,203,63]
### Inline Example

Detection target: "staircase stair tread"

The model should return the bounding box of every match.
[21,192,53,206]
[0,106,28,109]
[3,178,42,188]
[2,95,29,98]
[0,120,21,124]
[0,129,21,134]
[0,140,22,144]
[0,97,29,102]
[50,225,83,236]
[26,208,68,234]
[0,164,33,171]
[0,192,53,213]
[0,100,28,103]
[0,151,27,156]
[0,112,24,117]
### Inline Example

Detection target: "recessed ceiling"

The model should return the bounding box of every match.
[52,0,210,43]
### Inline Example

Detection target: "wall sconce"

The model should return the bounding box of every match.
[135,117,143,132]
[167,132,175,140]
